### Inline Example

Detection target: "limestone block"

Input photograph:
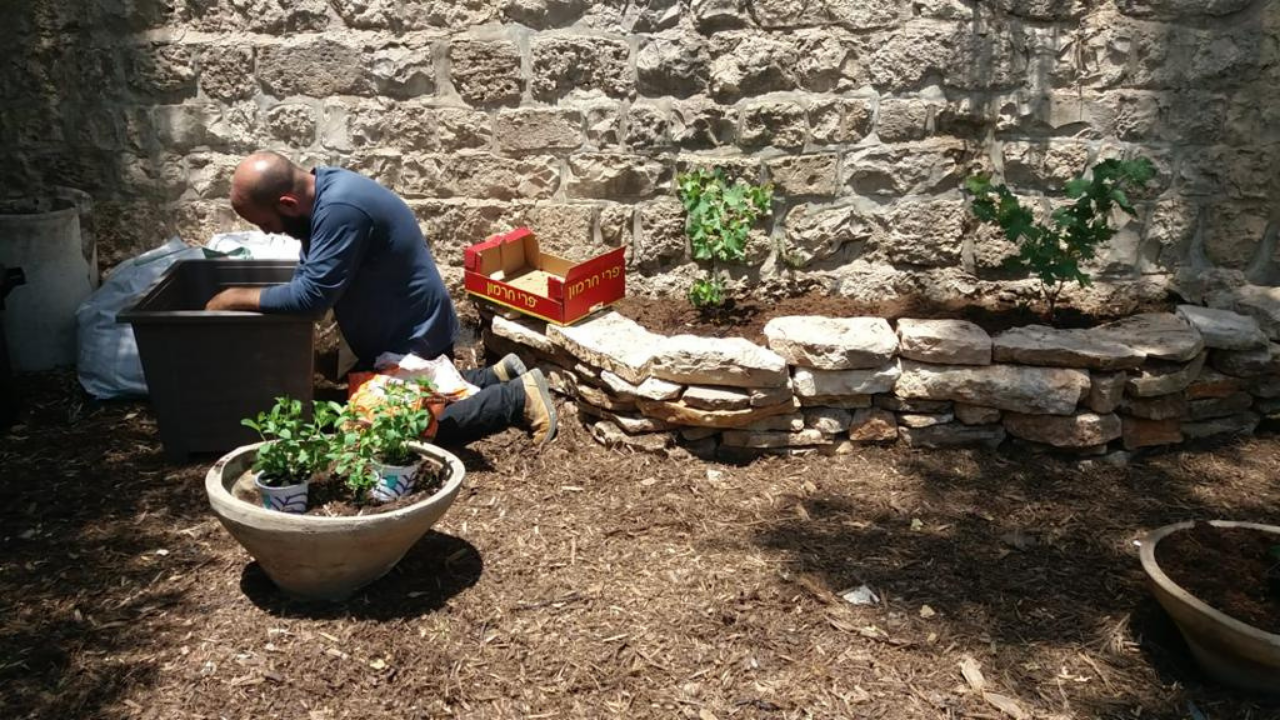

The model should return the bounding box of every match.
[895,360,1090,416]
[899,423,1006,449]
[898,412,953,428]
[1188,392,1254,421]
[1087,371,1128,414]
[1186,367,1244,400]
[367,40,435,98]
[792,362,901,398]
[765,316,897,370]
[1094,313,1204,363]
[1181,412,1259,440]
[811,97,874,145]
[993,326,1144,370]
[1210,345,1276,378]
[531,36,633,100]
[739,100,807,150]
[567,153,669,199]
[848,407,898,443]
[186,153,239,200]
[799,395,873,409]
[153,104,215,150]
[633,197,687,268]
[865,196,966,268]
[1175,305,1267,351]
[803,407,852,435]
[651,335,789,388]
[844,139,966,196]
[1246,376,1280,399]
[682,385,752,411]
[896,319,991,365]
[722,429,832,448]
[750,383,795,408]
[1003,412,1122,448]
[752,0,900,28]
[496,108,584,153]
[636,35,710,98]
[680,426,720,441]
[600,370,683,402]
[598,203,633,250]
[329,0,394,28]
[431,152,561,200]
[782,203,872,267]
[876,97,933,143]
[547,311,661,384]
[1126,352,1207,397]
[266,104,316,147]
[672,98,737,149]
[1223,285,1280,342]
[1122,416,1182,450]
[626,104,670,150]
[259,39,371,97]
[866,21,1025,92]
[691,0,751,30]
[1122,393,1187,421]
[578,403,674,434]
[708,34,797,98]
[199,45,255,102]
[636,397,801,428]
[875,396,952,413]
[1001,140,1091,191]
[765,155,839,197]
[589,420,672,453]
[577,384,637,413]
[449,40,523,107]
[744,413,805,432]
[403,0,499,28]
[128,42,196,96]
[955,404,1001,425]
[1115,0,1252,18]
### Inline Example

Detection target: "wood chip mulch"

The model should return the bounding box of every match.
[3,369,1279,719]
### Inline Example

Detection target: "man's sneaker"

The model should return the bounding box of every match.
[520,368,558,448]
[492,353,528,383]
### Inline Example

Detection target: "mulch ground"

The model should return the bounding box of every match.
[4,366,1280,719]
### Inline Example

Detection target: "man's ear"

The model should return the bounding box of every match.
[276,194,302,216]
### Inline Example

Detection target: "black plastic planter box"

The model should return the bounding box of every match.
[119,259,315,461]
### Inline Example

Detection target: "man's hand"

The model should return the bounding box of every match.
[205,287,264,312]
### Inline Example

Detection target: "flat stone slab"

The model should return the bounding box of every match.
[803,407,852,435]
[1188,392,1254,421]
[992,326,1143,370]
[1186,368,1243,400]
[743,413,805,433]
[848,408,898,443]
[599,370,684,402]
[1210,345,1277,378]
[1122,417,1183,450]
[576,383,637,413]
[955,403,1001,425]
[721,429,832,448]
[792,362,901,398]
[1247,375,1280,398]
[1087,371,1128,414]
[650,335,789,388]
[899,423,1005,449]
[575,401,674,434]
[547,311,661,385]
[896,318,992,366]
[898,412,953,428]
[681,385,752,411]
[1122,393,1187,421]
[1093,313,1204,363]
[1181,412,1260,440]
[875,396,952,413]
[798,394,873,409]
[491,315,555,354]
[588,420,671,454]
[1126,352,1206,398]
[764,316,897,370]
[1225,285,1280,341]
[1002,412,1122,448]
[636,396,800,428]
[894,360,1090,416]
[1175,305,1267,351]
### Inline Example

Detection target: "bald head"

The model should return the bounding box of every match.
[229,152,316,239]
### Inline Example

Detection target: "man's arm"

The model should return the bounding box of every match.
[257,204,373,315]
[205,286,263,311]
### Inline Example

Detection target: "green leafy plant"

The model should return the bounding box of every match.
[242,397,337,487]
[966,157,1156,319]
[677,168,773,310]
[324,380,436,501]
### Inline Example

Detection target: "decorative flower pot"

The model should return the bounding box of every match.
[207,440,466,601]
[252,474,310,513]
[1140,520,1280,694]
[369,460,418,504]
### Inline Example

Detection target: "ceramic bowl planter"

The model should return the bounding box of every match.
[207,440,466,601]
[1140,520,1280,694]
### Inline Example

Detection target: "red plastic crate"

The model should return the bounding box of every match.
[464,227,626,325]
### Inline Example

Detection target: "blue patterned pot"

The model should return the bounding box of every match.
[369,460,419,504]
[253,474,310,514]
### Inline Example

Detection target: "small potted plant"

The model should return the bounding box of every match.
[241,397,337,513]
[331,379,437,505]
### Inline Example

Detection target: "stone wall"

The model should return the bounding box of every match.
[3,0,1278,307]
[484,304,1280,461]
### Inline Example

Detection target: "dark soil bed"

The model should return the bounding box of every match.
[1156,523,1280,634]
[616,291,1176,344]
[4,366,1280,719]
[240,460,448,517]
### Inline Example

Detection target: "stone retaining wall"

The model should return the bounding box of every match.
[484,304,1280,461]
[3,1,1278,308]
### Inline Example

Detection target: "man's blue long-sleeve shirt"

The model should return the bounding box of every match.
[259,167,459,365]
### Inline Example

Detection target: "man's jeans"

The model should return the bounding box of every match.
[432,355,526,446]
